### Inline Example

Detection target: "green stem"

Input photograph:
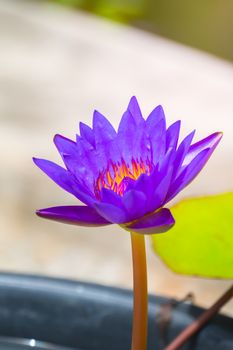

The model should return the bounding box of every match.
[130,232,148,350]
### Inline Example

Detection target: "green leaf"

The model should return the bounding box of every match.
[151,192,233,279]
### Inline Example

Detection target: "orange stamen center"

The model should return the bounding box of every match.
[94,158,152,198]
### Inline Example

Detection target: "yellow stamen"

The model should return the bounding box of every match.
[94,158,152,198]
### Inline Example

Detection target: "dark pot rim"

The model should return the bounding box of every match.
[0,272,232,350]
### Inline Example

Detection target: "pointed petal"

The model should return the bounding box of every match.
[62,154,95,190]
[93,110,120,164]
[118,105,150,161]
[36,205,111,226]
[180,148,212,187]
[146,105,165,131]
[117,110,137,163]
[150,118,167,163]
[150,166,173,211]
[79,122,95,146]
[55,134,98,188]
[173,130,195,178]
[127,96,144,125]
[54,134,77,157]
[166,120,181,151]
[127,162,166,210]
[94,202,127,224]
[122,190,147,221]
[100,137,121,165]
[101,188,123,207]
[166,148,211,202]
[183,132,223,166]
[93,110,116,144]
[54,134,99,185]
[146,105,166,163]
[128,148,174,212]
[132,123,151,160]
[127,173,151,198]
[123,208,175,235]
[75,135,101,175]
[33,158,94,205]
[158,147,176,172]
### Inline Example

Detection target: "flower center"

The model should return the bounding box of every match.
[94,158,152,198]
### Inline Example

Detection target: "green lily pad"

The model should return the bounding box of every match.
[151,192,233,279]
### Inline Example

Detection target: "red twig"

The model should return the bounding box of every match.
[165,284,233,350]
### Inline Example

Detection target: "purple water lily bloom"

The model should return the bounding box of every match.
[33,97,222,234]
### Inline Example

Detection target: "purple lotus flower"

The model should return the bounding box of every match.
[33,97,222,234]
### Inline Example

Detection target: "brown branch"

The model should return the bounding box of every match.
[165,284,233,350]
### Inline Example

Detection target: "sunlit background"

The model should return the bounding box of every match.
[0,0,232,315]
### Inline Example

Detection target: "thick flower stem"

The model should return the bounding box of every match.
[165,284,233,350]
[130,232,148,350]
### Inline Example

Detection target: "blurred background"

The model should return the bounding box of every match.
[0,0,232,315]
[53,0,233,62]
